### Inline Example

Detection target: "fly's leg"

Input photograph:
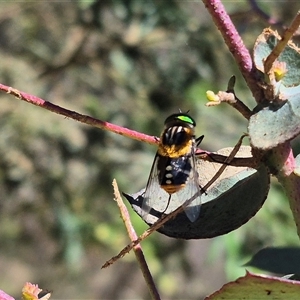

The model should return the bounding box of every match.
[196,135,204,146]
[161,194,172,214]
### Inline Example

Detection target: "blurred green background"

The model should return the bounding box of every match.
[0,1,299,299]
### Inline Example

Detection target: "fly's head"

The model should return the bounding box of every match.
[164,113,196,130]
[158,113,196,157]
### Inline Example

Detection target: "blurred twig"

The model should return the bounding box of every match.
[108,180,161,300]
[39,26,90,77]
[248,0,282,26]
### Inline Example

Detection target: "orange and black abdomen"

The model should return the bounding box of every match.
[157,155,192,194]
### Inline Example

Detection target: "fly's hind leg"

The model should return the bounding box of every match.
[161,194,172,214]
[196,135,204,146]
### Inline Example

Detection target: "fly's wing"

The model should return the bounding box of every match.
[175,150,202,222]
[142,154,170,218]
[142,150,201,222]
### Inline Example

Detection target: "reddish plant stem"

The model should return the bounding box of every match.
[270,144,300,237]
[0,290,14,300]
[0,84,258,168]
[202,0,263,103]
[280,172,300,237]
[0,84,157,145]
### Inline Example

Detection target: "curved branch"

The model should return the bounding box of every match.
[0,84,157,145]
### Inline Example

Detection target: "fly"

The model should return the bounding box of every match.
[142,113,204,222]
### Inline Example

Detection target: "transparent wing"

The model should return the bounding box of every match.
[142,151,202,222]
[142,154,171,218]
[175,151,202,222]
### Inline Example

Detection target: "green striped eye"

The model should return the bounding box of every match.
[164,113,196,127]
[177,115,194,125]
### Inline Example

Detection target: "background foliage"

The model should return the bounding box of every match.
[0,1,299,299]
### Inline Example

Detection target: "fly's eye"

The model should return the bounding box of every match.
[177,115,195,126]
[164,113,196,126]
[177,115,192,123]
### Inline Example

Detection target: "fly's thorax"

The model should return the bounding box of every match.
[157,142,193,157]
[158,125,195,158]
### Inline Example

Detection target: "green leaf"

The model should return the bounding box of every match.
[249,90,300,149]
[249,29,300,149]
[244,247,300,275]
[206,272,300,299]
